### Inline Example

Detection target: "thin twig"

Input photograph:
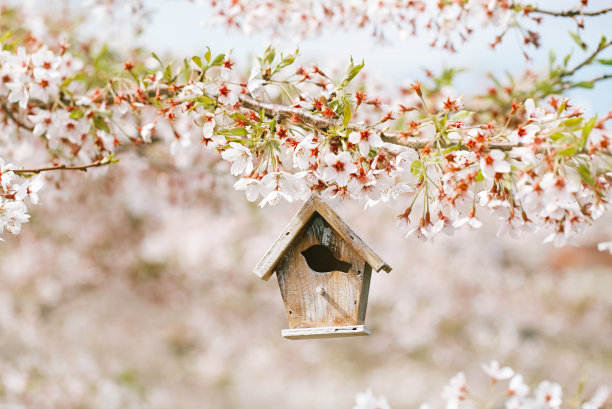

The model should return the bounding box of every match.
[2,104,34,131]
[12,158,113,175]
[562,39,612,77]
[563,74,612,90]
[530,6,612,17]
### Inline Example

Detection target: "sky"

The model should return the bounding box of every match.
[137,0,612,116]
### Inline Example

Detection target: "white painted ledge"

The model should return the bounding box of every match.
[282,325,371,340]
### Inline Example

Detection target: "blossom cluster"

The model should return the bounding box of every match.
[1,2,611,248]
[354,362,611,409]
[206,0,595,50]
[0,38,204,238]
[0,159,41,238]
[167,46,612,247]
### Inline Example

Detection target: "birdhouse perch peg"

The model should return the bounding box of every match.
[254,194,391,340]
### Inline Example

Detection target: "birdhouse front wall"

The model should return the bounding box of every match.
[275,213,372,330]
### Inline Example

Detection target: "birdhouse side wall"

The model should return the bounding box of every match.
[276,213,369,329]
[358,263,372,324]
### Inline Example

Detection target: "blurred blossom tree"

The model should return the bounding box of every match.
[0,1,610,408]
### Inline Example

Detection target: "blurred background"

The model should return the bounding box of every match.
[0,1,611,408]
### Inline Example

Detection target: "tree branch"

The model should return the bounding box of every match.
[238,95,520,151]
[12,158,114,175]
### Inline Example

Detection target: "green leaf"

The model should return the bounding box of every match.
[568,31,588,50]
[151,52,163,67]
[263,45,275,65]
[276,49,299,70]
[218,127,249,136]
[410,160,422,176]
[211,53,225,67]
[563,118,583,129]
[573,81,594,89]
[163,63,173,82]
[475,169,485,182]
[0,31,12,44]
[557,146,576,157]
[100,153,118,165]
[204,47,211,63]
[599,36,607,50]
[580,116,597,147]
[557,102,567,115]
[340,57,364,88]
[194,94,215,105]
[229,112,250,123]
[451,110,474,122]
[69,109,84,119]
[549,132,566,141]
[342,98,352,128]
[93,116,110,133]
[576,163,594,186]
[191,56,202,69]
[596,58,612,65]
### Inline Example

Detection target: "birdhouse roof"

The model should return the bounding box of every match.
[253,194,392,281]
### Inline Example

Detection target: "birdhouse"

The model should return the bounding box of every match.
[254,194,391,340]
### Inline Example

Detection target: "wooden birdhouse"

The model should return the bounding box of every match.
[254,194,391,340]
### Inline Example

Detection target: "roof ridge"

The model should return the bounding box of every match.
[253,194,391,281]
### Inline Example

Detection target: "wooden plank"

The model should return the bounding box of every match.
[282,325,371,340]
[357,263,372,324]
[276,214,366,329]
[311,196,391,273]
[253,196,317,280]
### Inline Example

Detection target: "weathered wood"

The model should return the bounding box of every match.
[357,263,372,324]
[310,196,392,274]
[253,194,391,280]
[255,194,390,338]
[253,195,317,280]
[276,214,368,329]
[282,325,371,340]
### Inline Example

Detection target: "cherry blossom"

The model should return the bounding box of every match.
[535,381,563,409]
[508,375,530,398]
[480,150,511,181]
[0,200,29,235]
[442,372,467,409]
[322,152,357,187]
[348,130,384,157]
[482,360,514,383]
[221,142,254,176]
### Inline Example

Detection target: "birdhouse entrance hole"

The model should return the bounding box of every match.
[301,244,351,273]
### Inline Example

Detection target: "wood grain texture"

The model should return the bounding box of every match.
[276,214,370,329]
[282,325,371,340]
[311,196,391,274]
[253,196,317,280]
[253,194,391,281]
